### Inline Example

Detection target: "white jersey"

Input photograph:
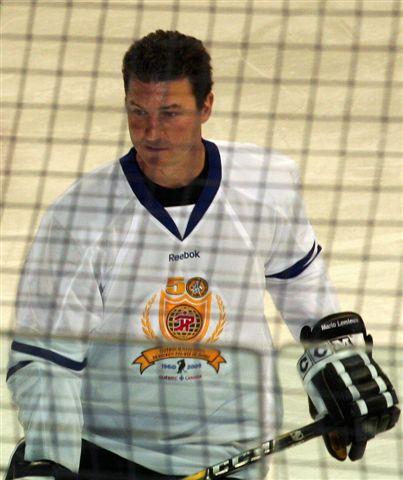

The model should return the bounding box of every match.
[7,140,339,478]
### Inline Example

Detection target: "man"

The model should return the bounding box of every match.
[6,30,399,480]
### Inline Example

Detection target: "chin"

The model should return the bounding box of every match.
[139,149,171,166]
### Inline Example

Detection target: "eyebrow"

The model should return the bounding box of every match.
[128,101,182,110]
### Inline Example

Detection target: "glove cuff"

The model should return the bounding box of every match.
[300,312,370,344]
[7,459,76,480]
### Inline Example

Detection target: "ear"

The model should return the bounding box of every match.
[201,92,214,124]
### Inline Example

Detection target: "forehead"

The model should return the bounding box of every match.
[126,77,196,107]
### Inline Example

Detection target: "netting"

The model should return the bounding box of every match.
[1,1,402,479]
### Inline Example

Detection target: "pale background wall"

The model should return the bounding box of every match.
[1,1,402,478]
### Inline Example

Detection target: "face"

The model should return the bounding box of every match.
[125,77,213,170]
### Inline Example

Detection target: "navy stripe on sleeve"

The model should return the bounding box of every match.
[6,360,33,381]
[10,341,87,372]
[266,242,322,280]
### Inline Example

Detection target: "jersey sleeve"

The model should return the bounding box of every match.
[7,210,103,472]
[263,159,340,338]
[263,159,319,279]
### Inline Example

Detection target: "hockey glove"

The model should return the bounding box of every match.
[297,312,400,461]
[6,459,76,480]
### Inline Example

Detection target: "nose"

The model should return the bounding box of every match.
[144,114,161,141]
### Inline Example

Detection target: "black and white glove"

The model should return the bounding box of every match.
[7,459,76,480]
[297,312,400,461]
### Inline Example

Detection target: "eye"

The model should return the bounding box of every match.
[161,111,179,118]
[133,108,147,117]
[127,104,147,117]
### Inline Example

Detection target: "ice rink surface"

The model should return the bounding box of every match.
[1,1,402,478]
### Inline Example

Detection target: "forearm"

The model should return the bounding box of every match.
[7,360,83,473]
[266,256,340,340]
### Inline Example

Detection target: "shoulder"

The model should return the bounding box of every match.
[43,154,134,239]
[213,139,301,208]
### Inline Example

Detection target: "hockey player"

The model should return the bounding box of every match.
[6,30,399,480]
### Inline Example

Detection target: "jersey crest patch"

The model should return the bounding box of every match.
[134,276,227,375]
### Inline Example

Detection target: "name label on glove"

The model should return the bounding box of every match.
[320,316,360,332]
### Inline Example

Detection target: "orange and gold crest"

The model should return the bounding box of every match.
[134,276,227,375]
[159,277,212,343]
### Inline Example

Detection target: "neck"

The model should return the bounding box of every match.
[137,141,206,188]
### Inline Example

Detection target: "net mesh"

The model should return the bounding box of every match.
[1,1,402,479]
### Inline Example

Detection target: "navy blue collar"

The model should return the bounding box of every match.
[120,139,222,241]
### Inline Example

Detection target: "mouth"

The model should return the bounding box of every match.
[144,145,169,152]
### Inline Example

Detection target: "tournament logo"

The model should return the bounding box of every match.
[166,304,203,341]
[134,276,227,375]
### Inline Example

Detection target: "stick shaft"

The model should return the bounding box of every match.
[182,417,333,480]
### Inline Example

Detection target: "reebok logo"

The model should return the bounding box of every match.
[169,250,200,262]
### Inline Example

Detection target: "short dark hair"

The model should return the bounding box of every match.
[122,30,213,109]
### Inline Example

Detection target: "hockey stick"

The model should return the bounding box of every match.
[182,416,336,480]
